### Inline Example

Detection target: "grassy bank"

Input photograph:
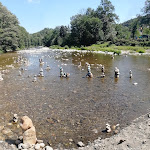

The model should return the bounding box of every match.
[0,50,4,54]
[49,42,150,55]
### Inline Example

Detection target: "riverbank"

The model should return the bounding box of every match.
[70,112,150,150]
[18,46,150,56]
[0,112,150,150]
[49,43,150,55]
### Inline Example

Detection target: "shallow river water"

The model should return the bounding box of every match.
[0,49,150,148]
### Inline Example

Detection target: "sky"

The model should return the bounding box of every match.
[0,0,146,33]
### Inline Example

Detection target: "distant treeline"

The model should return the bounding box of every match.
[0,0,150,53]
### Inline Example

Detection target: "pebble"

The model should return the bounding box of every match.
[15,139,22,145]
[18,143,24,149]
[7,123,13,126]
[0,126,4,131]
[92,129,98,134]
[2,128,12,135]
[77,141,85,147]
[142,140,147,144]
[146,120,150,126]
[44,146,53,150]
[69,139,73,142]
[114,130,119,134]
[36,139,44,143]
[18,143,30,149]
[35,143,41,149]
[10,144,17,149]
[18,136,23,141]
[133,82,138,85]
[39,143,45,148]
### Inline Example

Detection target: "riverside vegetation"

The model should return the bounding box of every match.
[0,0,150,54]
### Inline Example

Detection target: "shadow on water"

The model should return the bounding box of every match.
[0,50,150,148]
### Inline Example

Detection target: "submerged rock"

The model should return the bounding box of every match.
[2,127,13,135]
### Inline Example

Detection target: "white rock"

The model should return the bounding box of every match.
[10,144,17,149]
[35,143,41,150]
[77,141,85,147]
[36,139,44,143]
[133,82,138,85]
[106,123,111,133]
[18,143,24,149]
[23,143,31,149]
[44,146,53,150]
[39,143,45,148]
[18,143,30,149]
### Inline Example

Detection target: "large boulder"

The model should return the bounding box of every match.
[20,116,36,145]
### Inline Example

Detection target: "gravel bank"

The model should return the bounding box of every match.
[70,113,150,150]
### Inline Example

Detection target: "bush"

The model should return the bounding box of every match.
[64,45,69,49]
[0,50,3,54]
[80,46,88,50]
[113,50,121,55]
[136,50,145,53]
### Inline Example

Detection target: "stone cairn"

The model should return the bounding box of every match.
[101,65,105,73]
[19,71,22,76]
[101,72,105,78]
[129,70,132,78]
[39,58,44,65]
[0,72,3,81]
[60,67,70,78]
[45,65,50,71]
[86,64,93,78]
[114,67,120,78]
[105,123,120,134]
[20,116,37,145]
[38,68,44,77]
[78,62,81,68]
[13,114,18,123]
[106,123,111,133]
[15,116,54,150]
[111,55,114,59]
[32,75,37,82]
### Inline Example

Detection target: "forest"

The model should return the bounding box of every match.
[0,0,150,53]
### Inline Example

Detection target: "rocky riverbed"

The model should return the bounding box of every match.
[0,112,150,150]
[0,48,150,149]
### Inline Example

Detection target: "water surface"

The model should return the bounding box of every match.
[0,49,150,148]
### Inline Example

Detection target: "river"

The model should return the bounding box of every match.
[0,49,150,148]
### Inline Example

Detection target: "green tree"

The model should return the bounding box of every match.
[0,2,20,52]
[0,2,30,52]
[95,0,118,41]
[71,15,103,46]
[143,26,150,35]
[115,24,131,39]
[143,0,150,14]
[18,26,30,49]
